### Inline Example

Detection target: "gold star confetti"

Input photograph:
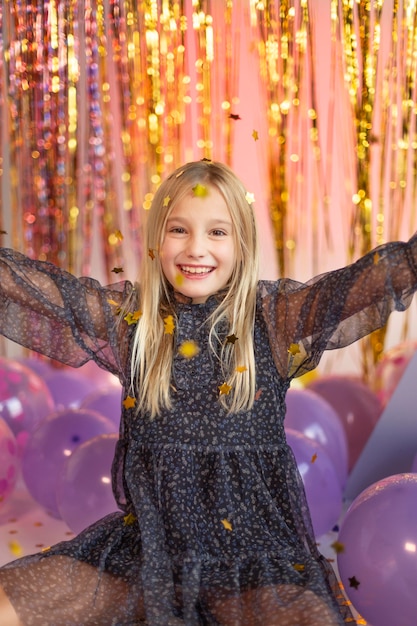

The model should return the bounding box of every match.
[348,576,360,590]
[164,315,175,334]
[178,340,199,359]
[245,192,255,204]
[293,563,305,571]
[123,513,137,526]
[221,518,233,531]
[148,248,156,260]
[226,334,238,344]
[288,343,301,356]
[252,129,259,141]
[124,310,142,325]
[107,298,119,307]
[114,230,124,241]
[175,169,184,178]
[192,183,208,197]
[163,195,171,207]
[122,395,137,409]
[311,453,318,463]
[331,540,345,554]
[111,267,124,274]
[373,251,380,264]
[236,365,247,373]
[8,540,23,557]
[219,382,232,396]
[175,273,184,286]
[229,113,241,120]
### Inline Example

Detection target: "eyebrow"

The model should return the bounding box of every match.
[166,216,233,227]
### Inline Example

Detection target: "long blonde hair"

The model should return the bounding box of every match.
[126,160,260,417]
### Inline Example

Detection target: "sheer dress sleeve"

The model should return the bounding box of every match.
[260,233,417,379]
[0,248,134,380]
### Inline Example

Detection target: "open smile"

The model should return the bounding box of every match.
[178,265,215,276]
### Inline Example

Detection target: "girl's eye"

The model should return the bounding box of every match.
[169,226,186,234]
[211,229,227,236]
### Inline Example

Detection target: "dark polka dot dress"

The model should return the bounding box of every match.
[0,237,417,625]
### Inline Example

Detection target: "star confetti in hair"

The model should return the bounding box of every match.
[122,395,137,409]
[178,340,199,359]
[236,365,247,373]
[221,519,233,531]
[219,382,232,396]
[163,195,171,207]
[245,192,255,205]
[124,310,142,325]
[148,248,156,260]
[192,183,208,197]
[373,251,380,264]
[164,315,175,334]
[226,334,238,344]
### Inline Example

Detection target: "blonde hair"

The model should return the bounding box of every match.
[125,160,259,417]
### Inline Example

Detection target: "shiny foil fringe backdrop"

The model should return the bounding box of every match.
[0,0,416,373]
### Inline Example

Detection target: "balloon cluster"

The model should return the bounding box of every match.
[0,341,416,625]
[0,356,122,533]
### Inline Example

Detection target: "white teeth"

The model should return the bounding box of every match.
[180,266,213,274]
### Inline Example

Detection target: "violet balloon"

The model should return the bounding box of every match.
[285,428,343,538]
[0,417,20,511]
[43,369,98,409]
[308,375,382,471]
[338,474,417,626]
[21,408,117,518]
[285,388,348,488]
[57,433,120,534]
[80,387,123,429]
[0,357,55,453]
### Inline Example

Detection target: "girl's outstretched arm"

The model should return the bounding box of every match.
[261,233,417,378]
[0,248,133,377]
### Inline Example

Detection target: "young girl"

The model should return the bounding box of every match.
[0,159,416,625]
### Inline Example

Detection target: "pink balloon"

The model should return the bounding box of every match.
[285,428,343,538]
[338,474,417,626]
[285,388,348,488]
[21,408,117,517]
[57,433,120,533]
[308,375,382,471]
[373,341,417,407]
[0,417,20,511]
[0,357,55,453]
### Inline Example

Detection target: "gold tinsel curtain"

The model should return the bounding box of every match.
[0,0,417,374]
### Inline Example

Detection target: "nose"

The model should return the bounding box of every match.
[185,234,206,258]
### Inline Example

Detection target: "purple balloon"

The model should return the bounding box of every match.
[21,408,117,517]
[80,386,123,429]
[308,375,382,471]
[338,474,417,626]
[57,433,120,533]
[0,357,55,453]
[285,388,348,488]
[43,369,98,410]
[285,428,343,538]
[0,417,20,511]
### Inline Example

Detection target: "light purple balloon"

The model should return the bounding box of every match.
[308,375,382,471]
[80,386,123,429]
[285,428,343,538]
[43,369,98,410]
[0,417,20,511]
[21,408,117,517]
[285,388,348,488]
[57,433,120,534]
[0,357,55,453]
[338,474,417,626]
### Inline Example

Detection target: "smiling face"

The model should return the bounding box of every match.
[160,184,236,303]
